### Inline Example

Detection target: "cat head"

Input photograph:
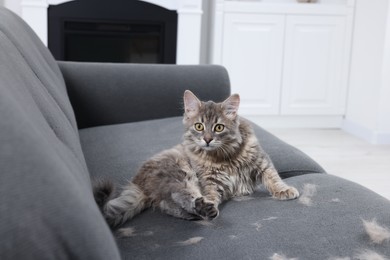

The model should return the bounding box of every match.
[182,90,242,154]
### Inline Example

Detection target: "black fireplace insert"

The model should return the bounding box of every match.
[48,0,177,64]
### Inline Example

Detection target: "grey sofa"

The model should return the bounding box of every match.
[1,7,390,260]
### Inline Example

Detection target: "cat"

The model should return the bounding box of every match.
[93,90,299,227]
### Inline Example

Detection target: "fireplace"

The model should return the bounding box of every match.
[48,0,177,64]
[20,0,202,64]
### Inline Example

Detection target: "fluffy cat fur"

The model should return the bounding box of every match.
[94,90,299,227]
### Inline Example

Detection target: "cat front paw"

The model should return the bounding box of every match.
[273,186,299,200]
[195,197,219,220]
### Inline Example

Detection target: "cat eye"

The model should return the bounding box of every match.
[194,123,204,131]
[214,124,225,132]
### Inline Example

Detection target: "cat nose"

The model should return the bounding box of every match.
[204,136,213,145]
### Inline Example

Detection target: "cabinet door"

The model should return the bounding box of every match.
[222,14,285,115]
[281,15,347,115]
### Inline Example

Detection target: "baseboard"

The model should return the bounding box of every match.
[342,119,390,145]
[243,115,344,128]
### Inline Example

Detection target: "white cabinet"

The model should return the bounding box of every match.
[282,15,348,115]
[211,0,355,126]
[222,14,284,115]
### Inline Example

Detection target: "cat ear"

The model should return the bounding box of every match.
[183,90,201,118]
[222,94,240,119]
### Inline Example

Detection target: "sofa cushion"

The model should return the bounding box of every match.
[79,118,390,259]
[0,8,78,133]
[0,7,120,260]
[0,8,87,174]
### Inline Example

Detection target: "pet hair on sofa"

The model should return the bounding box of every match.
[354,249,389,260]
[269,253,298,260]
[298,183,317,206]
[362,219,390,244]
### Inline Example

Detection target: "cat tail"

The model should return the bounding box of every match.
[93,179,117,209]
[93,180,148,228]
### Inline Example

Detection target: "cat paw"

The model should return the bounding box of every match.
[273,186,299,200]
[194,197,219,220]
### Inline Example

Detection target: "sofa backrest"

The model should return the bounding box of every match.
[0,7,86,171]
[0,7,120,259]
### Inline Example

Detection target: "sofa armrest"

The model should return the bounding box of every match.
[58,61,231,129]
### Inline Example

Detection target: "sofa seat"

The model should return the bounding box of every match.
[79,117,390,259]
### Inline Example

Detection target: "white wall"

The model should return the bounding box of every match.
[343,0,390,144]
[377,5,390,136]
[3,0,22,16]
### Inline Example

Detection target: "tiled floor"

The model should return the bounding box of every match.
[267,128,390,201]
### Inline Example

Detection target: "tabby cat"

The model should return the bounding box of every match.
[94,90,299,227]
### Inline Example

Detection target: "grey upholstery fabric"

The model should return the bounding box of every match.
[79,117,325,185]
[59,61,231,129]
[79,119,390,259]
[112,174,390,260]
[252,124,325,178]
[0,8,77,132]
[0,7,120,260]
